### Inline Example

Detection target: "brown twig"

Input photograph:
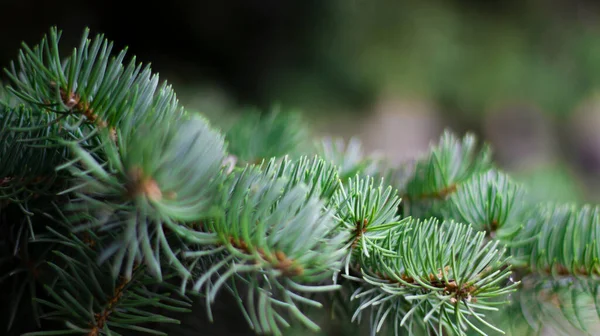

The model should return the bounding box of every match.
[404,183,458,202]
[351,219,368,249]
[88,275,131,336]
[51,82,117,140]
[227,237,304,276]
[370,266,479,304]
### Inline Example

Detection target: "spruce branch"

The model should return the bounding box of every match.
[18,225,191,336]
[443,170,526,241]
[401,131,493,218]
[4,27,184,137]
[0,105,69,207]
[54,113,227,281]
[348,218,518,336]
[332,175,406,274]
[4,25,600,336]
[261,155,341,205]
[184,164,348,335]
[511,203,600,277]
[0,218,56,332]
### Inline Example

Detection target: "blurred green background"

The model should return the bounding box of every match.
[3,0,600,205]
[3,1,600,335]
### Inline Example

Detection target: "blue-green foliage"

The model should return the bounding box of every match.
[1,26,599,336]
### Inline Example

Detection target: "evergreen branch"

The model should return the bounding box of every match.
[55,113,227,281]
[5,27,184,134]
[444,170,526,240]
[511,203,600,277]
[402,131,493,217]
[350,218,518,335]
[19,227,191,336]
[262,155,341,205]
[347,281,435,336]
[0,105,70,206]
[3,26,595,336]
[185,165,348,335]
[332,175,406,274]
[0,224,55,332]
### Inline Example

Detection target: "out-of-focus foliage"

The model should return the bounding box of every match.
[511,164,585,204]
[268,0,600,119]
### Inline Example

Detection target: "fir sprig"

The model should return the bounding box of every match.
[185,165,348,335]
[3,25,600,336]
[0,221,55,332]
[5,27,184,135]
[19,226,191,336]
[444,170,526,240]
[261,155,341,205]
[349,218,518,336]
[333,175,406,274]
[402,131,493,218]
[54,113,226,281]
[0,105,68,206]
[511,203,600,277]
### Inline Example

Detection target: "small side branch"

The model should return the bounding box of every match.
[88,275,131,336]
[227,237,304,277]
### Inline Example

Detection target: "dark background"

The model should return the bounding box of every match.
[3,0,597,111]
[1,0,334,107]
[5,0,600,202]
[3,0,600,202]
